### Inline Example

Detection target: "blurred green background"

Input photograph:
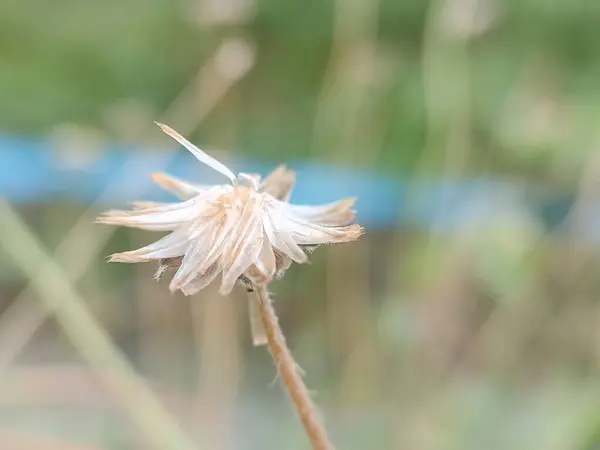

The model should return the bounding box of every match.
[2,0,600,449]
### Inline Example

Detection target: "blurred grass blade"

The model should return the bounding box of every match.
[0,200,199,450]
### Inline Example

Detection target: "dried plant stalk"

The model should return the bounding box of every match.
[254,285,334,450]
[248,294,268,346]
[95,123,361,448]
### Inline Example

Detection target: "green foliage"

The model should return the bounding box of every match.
[2,0,599,175]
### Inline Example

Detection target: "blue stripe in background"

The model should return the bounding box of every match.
[0,134,583,240]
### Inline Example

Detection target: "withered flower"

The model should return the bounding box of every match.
[97,122,361,449]
[97,123,363,297]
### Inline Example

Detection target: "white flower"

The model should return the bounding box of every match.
[97,123,363,296]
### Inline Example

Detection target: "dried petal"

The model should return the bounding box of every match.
[180,263,220,296]
[253,237,277,282]
[288,198,356,226]
[131,201,173,210]
[169,211,229,292]
[259,165,295,201]
[219,195,265,294]
[155,122,237,183]
[150,173,207,200]
[108,226,191,263]
[97,198,199,231]
[97,123,363,302]
[271,201,364,245]
[263,208,307,263]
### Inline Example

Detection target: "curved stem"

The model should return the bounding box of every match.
[254,286,334,450]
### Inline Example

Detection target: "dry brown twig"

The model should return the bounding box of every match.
[255,285,334,450]
[97,123,363,449]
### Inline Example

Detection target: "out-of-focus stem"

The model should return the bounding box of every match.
[0,201,198,450]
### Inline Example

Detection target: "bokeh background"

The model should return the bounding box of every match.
[2,0,600,448]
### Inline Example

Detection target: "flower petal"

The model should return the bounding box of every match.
[150,173,208,200]
[155,122,237,183]
[293,222,363,245]
[272,201,364,245]
[286,198,356,226]
[263,206,307,263]
[259,165,295,201]
[245,239,276,287]
[237,173,260,190]
[219,195,265,294]
[219,221,263,295]
[169,213,227,292]
[255,237,276,280]
[96,188,224,232]
[96,198,199,231]
[108,227,190,263]
[180,263,220,295]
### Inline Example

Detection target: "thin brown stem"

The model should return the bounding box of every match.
[255,286,335,450]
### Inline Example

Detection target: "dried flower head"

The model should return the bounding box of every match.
[97,123,363,296]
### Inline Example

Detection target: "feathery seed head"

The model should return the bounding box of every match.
[96,123,363,296]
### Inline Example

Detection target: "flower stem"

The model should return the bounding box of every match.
[254,285,335,450]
